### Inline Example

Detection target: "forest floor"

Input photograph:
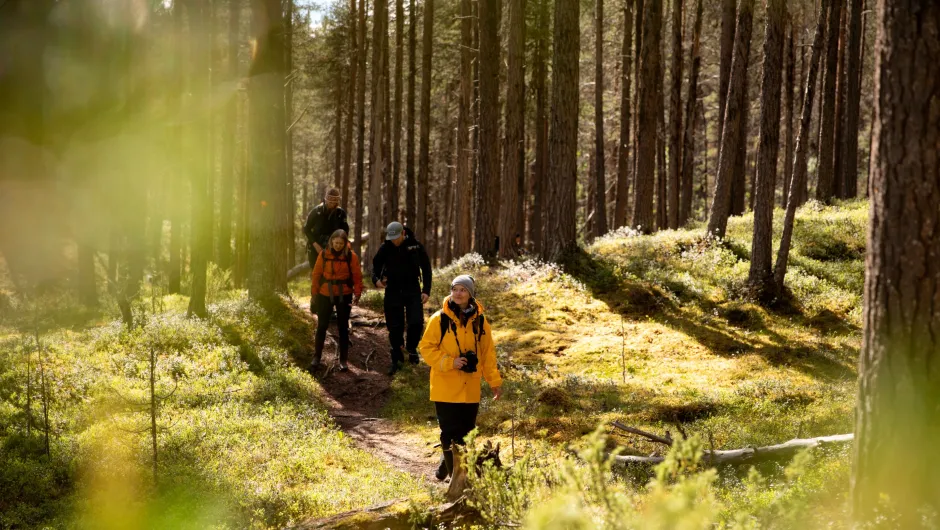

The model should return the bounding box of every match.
[287,299,443,487]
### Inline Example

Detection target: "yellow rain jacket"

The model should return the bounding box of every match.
[419,296,503,403]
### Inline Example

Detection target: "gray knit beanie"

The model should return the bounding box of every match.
[450,275,476,298]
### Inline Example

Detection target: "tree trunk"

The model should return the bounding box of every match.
[342,0,356,208]
[748,0,785,291]
[541,0,580,260]
[853,1,940,522]
[717,0,737,148]
[782,17,794,208]
[368,0,390,269]
[405,0,417,227]
[169,0,185,295]
[631,0,661,233]
[499,0,526,256]
[475,0,500,259]
[729,58,750,217]
[706,0,754,239]
[353,0,368,259]
[188,1,212,317]
[589,0,608,240]
[832,2,848,199]
[615,0,634,229]
[333,84,344,189]
[678,0,701,226]
[773,0,828,288]
[219,0,241,271]
[391,0,403,220]
[247,0,287,300]
[417,0,433,241]
[666,0,683,229]
[816,0,843,203]
[454,0,472,257]
[285,0,296,268]
[531,0,548,254]
[632,0,644,186]
[839,0,862,199]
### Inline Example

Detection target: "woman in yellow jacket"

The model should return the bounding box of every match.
[419,275,502,481]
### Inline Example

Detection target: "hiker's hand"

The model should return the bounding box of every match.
[375,280,386,289]
[453,357,468,369]
[421,293,429,304]
[492,386,502,401]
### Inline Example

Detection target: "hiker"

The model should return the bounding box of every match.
[303,188,350,268]
[372,221,432,375]
[308,229,363,372]
[418,275,502,481]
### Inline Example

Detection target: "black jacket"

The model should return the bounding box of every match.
[303,203,350,249]
[371,227,432,296]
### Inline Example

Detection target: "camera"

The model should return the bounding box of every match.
[460,351,478,373]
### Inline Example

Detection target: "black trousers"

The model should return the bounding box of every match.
[434,402,479,449]
[314,293,352,363]
[384,290,424,362]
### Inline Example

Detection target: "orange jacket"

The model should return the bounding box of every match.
[418,296,502,403]
[311,248,364,299]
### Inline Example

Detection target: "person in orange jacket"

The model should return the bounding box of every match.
[418,275,502,481]
[309,229,364,372]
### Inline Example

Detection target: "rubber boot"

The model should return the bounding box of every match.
[338,340,349,371]
[408,348,420,365]
[308,338,324,373]
[436,447,454,481]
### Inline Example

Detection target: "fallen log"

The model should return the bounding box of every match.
[287,261,312,281]
[290,496,481,530]
[613,433,853,466]
[611,421,673,446]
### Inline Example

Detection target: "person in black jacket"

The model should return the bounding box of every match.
[372,221,432,375]
[303,188,349,265]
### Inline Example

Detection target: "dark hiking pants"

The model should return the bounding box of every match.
[434,402,479,449]
[314,293,352,363]
[384,291,424,363]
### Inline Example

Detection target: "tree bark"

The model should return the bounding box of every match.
[678,0,701,226]
[615,0,634,229]
[591,0,608,239]
[541,0,580,259]
[782,17,794,208]
[773,0,828,288]
[816,0,843,202]
[499,0,526,256]
[706,0,753,239]
[417,0,433,241]
[839,0,863,199]
[531,0,548,254]
[666,0,683,229]
[333,81,344,189]
[353,0,368,258]
[853,1,940,521]
[631,0,661,233]
[188,0,212,317]
[717,0,737,148]
[748,0,785,291]
[475,0,501,259]
[404,0,417,227]
[368,0,390,269]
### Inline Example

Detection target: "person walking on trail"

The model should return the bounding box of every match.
[308,229,363,372]
[418,275,502,481]
[372,221,432,375]
[303,188,349,267]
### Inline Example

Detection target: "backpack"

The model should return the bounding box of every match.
[438,312,486,347]
[321,249,355,288]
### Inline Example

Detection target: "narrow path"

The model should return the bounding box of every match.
[292,302,440,484]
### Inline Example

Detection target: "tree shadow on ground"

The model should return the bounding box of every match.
[557,246,856,383]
